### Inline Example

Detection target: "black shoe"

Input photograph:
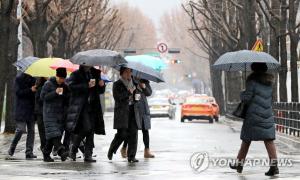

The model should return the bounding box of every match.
[84,156,97,163]
[69,151,76,161]
[43,155,54,162]
[265,166,279,176]
[8,147,15,157]
[107,149,114,160]
[26,154,37,159]
[229,162,243,173]
[60,151,69,162]
[128,158,139,163]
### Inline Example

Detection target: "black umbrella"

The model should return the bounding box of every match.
[70,49,127,66]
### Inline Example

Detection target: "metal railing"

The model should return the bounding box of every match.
[273,102,300,137]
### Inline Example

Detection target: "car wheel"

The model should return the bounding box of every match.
[214,116,219,122]
[181,118,185,123]
[209,117,214,123]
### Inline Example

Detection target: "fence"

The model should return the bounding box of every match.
[226,102,300,138]
[273,102,300,137]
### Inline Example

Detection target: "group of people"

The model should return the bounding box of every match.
[7,65,155,163]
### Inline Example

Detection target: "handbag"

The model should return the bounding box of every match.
[232,102,248,119]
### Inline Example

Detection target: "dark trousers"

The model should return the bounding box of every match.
[123,120,149,149]
[44,136,64,156]
[9,120,35,155]
[71,106,95,157]
[36,114,46,152]
[123,129,149,149]
[109,105,138,159]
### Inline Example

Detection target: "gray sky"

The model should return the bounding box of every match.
[113,0,182,28]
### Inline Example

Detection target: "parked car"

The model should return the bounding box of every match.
[149,97,176,119]
[181,94,219,123]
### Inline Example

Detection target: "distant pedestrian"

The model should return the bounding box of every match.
[230,63,279,176]
[8,73,37,159]
[40,68,69,162]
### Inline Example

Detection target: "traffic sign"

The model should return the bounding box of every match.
[157,43,168,53]
[252,39,263,52]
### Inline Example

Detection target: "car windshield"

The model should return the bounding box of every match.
[185,97,209,104]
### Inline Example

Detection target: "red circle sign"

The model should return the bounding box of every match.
[157,43,168,53]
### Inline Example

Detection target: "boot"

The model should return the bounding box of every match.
[121,147,127,158]
[144,148,155,158]
[58,147,69,162]
[8,146,16,157]
[128,158,139,163]
[229,160,244,173]
[69,145,78,161]
[26,154,37,160]
[265,160,279,176]
[107,147,114,160]
[84,155,97,163]
[43,154,54,162]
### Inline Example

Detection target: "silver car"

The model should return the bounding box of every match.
[148,97,176,119]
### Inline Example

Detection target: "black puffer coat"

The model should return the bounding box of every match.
[14,73,36,122]
[40,77,69,140]
[240,72,276,142]
[66,67,106,135]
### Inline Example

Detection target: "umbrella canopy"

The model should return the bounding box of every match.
[101,74,112,83]
[125,55,167,71]
[13,56,39,72]
[115,61,165,83]
[70,49,127,66]
[213,50,280,71]
[50,59,79,72]
[25,58,72,77]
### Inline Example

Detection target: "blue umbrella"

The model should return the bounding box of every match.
[13,56,40,72]
[125,55,167,71]
[114,61,165,83]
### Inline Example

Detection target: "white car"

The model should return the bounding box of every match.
[148,97,176,119]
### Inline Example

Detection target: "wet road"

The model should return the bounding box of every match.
[0,110,300,180]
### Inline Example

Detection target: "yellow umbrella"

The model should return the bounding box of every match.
[24,58,70,77]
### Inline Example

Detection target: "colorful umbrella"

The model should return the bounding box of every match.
[50,59,79,72]
[24,58,72,77]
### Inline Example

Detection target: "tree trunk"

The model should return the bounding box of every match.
[279,0,288,102]
[4,12,19,133]
[269,0,280,101]
[0,0,14,131]
[289,0,299,102]
[52,24,67,58]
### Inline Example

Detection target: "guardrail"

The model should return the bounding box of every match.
[226,102,300,138]
[273,102,300,137]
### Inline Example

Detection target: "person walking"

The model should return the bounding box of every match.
[34,77,47,153]
[67,66,106,163]
[230,63,279,176]
[40,68,69,162]
[8,73,37,159]
[121,79,155,159]
[107,67,142,163]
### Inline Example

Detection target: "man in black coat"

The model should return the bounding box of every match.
[66,65,106,163]
[107,67,142,163]
[40,68,69,162]
[8,73,37,159]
